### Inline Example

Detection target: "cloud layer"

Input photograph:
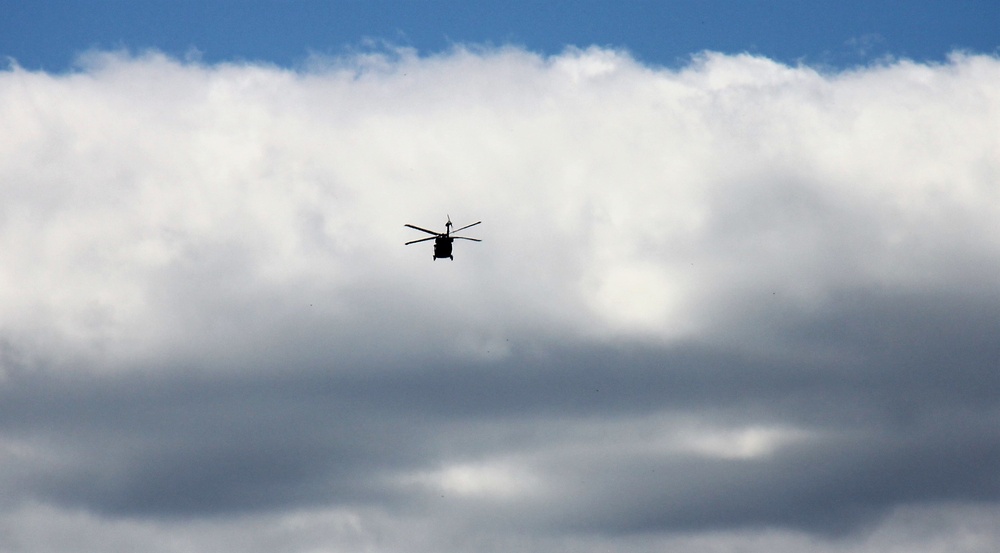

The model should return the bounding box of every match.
[1,46,999,552]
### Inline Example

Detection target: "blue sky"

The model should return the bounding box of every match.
[2,0,997,70]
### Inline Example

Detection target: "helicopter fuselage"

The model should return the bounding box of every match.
[433,236,453,260]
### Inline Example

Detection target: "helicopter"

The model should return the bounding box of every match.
[405,216,481,260]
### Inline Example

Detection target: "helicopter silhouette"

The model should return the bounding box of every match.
[405,216,481,260]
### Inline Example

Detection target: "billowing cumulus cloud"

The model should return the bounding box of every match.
[1,46,999,552]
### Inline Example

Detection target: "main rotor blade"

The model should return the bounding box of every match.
[451,221,481,233]
[404,224,441,236]
[452,236,482,242]
[405,236,437,245]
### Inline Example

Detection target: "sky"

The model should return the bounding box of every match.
[1,2,999,552]
[3,1,999,70]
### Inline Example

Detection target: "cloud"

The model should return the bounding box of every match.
[1,46,999,552]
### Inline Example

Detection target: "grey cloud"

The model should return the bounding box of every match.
[4,286,999,532]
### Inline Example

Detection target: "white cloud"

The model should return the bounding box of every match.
[662,423,814,460]
[1,46,999,552]
[3,48,996,368]
[399,459,541,499]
